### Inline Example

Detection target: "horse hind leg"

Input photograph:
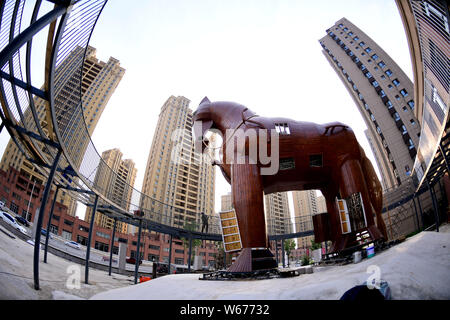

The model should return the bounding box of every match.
[361,155,388,240]
[338,158,384,243]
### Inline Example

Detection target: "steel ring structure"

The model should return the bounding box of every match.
[0,0,317,289]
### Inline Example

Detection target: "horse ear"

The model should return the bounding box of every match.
[200,96,211,105]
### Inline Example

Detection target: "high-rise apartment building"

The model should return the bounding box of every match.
[221,192,233,212]
[319,18,421,190]
[396,0,449,189]
[292,190,326,248]
[85,148,137,233]
[0,46,125,216]
[264,192,292,236]
[140,96,215,230]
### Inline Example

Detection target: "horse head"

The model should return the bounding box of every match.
[192,97,214,153]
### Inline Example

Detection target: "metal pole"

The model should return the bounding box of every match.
[108,217,117,276]
[275,240,279,266]
[85,195,98,284]
[427,180,440,232]
[416,192,425,228]
[168,234,173,274]
[0,122,4,133]
[33,149,61,290]
[134,219,142,284]
[223,247,227,269]
[187,236,192,272]
[44,185,59,263]
[26,180,36,220]
[282,239,285,268]
[411,195,420,232]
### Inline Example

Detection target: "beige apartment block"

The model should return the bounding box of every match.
[264,192,292,236]
[221,192,233,212]
[292,190,325,249]
[140,96,216,231]
[85,148,137,233]
[0,46,125,216]
[319,18,421,190]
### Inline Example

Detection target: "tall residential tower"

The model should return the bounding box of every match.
[0,46,125,216]
[292,190,326,248]
[85,148,137,233]
[264,192,292,236]
[319,18,421,190]
[140,96,216,230]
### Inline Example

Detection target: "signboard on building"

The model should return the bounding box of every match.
[219,209,242,253]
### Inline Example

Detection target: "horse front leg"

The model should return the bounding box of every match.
[227,162,276,272]
[231,163,267,249]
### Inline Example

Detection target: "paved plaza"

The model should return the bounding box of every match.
[1,223,449,300]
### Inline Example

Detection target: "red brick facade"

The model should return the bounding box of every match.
[0,166,218,267]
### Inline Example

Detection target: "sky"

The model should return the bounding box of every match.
[0,0,413,220]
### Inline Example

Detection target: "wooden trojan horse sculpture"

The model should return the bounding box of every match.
[193,97,388,272]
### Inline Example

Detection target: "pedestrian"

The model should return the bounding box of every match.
[201,212,208,233]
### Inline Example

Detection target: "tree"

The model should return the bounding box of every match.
[284,239,296,267]
[181,221,202,267]
[310,239,322,250]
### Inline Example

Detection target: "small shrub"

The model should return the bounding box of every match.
[301,255,311,266]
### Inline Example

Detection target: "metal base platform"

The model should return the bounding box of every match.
[199,267,301,281]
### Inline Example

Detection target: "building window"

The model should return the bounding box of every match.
[359,41,365,47]
[371,54,379,60]
[377,61,386,68]
[405,165,411,176]
[410,119,416,126]
[392,78,400,86]
[408,100,415,110]
[365,47,372,53]
[386,100,393,108]
[385,69,393,77]
[423,1,450,35]
[393,112,401,121]
[309,154,323,168]
[372,80,379,88]
[62,230,72,241]
[275,123,290,135]
[400,89,408,97]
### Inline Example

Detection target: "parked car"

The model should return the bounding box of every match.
[15,216,30,227]
[41,228,53,239]
[64,241,81,250]
[0,211,27,234]
[126,257,142,265]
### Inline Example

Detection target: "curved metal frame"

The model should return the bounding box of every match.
[0,0,317,289]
